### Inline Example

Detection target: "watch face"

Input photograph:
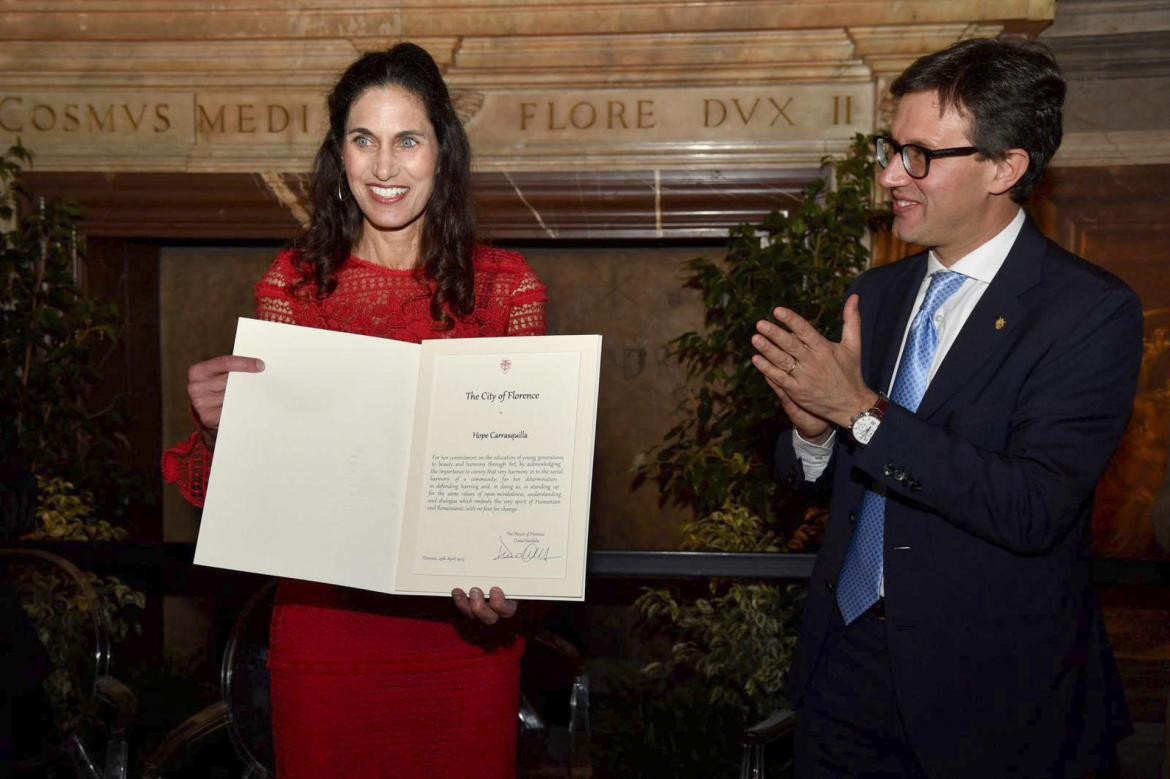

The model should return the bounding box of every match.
[852,414,881,445]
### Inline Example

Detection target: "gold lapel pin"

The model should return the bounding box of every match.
[995,317,1006,331]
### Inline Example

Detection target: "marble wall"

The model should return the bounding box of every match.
[12,0,1169,554]
[1037,1,1170,561]
[6,0,1169,726]
[158,243,708,549]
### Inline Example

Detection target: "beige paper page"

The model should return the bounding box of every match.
[194,318,418,594]
[394,335,602,600]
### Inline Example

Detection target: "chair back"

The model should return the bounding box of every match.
[221,580,277,777]
[140,579,276,779]
[0,547,134,779]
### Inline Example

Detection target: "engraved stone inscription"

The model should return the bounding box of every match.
[0,95,175,135]
[0,90,326,144]
[194,93,326,143]
[479,85,870,142]
[520,99,657,131]
[702,97,795,127]
[0,84,872,171]
[832,95,853,125]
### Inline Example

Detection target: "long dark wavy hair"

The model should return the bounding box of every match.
[291,42,476,326]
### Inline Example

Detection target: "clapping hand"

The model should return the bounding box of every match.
[750,294,876,434]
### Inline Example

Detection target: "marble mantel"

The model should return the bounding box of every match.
[0,1,1054,174]
[10,1,1169,242]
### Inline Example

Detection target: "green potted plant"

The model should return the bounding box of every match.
[0,142,144,744]
[0,143,136,513]
[609,134,888,774]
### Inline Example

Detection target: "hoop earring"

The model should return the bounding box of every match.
[337,179,347,202]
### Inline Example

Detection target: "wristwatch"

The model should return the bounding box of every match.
[849,394,890,447]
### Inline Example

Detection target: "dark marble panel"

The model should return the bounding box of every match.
[519,245,708,550]
[85,239,163,540]
[1034,165,1170,561]
[154,243,711,551]
[22,168,817,241]
[159,246,277,543]
[21,172,301,240]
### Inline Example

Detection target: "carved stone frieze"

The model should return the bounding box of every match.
[1041,0,1170,164]
[0,1,1055,172]
[0,1,1055,41]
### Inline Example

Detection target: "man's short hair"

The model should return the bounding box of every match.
[891,37,1066,203]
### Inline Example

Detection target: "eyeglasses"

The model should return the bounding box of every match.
[873,135,979,179]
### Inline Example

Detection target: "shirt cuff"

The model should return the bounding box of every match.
[792,429,835,481]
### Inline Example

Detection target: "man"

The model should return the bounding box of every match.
[751,38,1140,777]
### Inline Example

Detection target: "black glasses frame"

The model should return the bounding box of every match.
[873,135,979,179]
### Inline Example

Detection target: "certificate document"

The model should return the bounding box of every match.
[194,318,601,601]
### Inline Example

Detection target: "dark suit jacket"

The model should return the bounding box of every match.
[777,217,1141,778]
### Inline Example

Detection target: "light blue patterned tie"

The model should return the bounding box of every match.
[836,270,967,624]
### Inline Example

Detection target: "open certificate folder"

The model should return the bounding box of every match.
[194,318,602,601]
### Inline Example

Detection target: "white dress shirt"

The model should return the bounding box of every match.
[792,207,1025,478]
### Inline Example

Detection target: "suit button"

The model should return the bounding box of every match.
[825,581,836,595]
[848,511,856,526]
[883,465,894,477]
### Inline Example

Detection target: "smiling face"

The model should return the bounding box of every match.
[342,84,438,265]
[880,90,1019,265]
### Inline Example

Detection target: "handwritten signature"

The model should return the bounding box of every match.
[494,536,561,562]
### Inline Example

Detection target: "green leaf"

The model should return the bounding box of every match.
[629,131,886,727]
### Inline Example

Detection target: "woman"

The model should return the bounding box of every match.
[162,43,546,777]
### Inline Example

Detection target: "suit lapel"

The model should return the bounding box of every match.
[915,218,1047,420]
[864,255,926,393]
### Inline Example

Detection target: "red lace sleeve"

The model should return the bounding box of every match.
[504,258,548,336]
[161,251,306,508]
[254,250,305,324]
[161,429,212,508]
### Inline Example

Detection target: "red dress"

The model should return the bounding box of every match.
[163,246,547,778]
